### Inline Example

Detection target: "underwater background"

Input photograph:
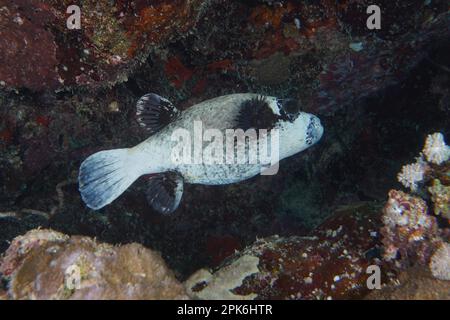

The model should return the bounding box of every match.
[0,0,449,299]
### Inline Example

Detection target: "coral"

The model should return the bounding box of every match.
[397,161,427,191]
[185,203,395,300]
[396,133,449,192]
[0,229,188,299]
[428,179,450,219]
[423,133,450,165]
[380,190,439,265]
[382,133,450,278]
[429,242,450,280]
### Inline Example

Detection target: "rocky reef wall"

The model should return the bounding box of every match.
[0,0,449,300]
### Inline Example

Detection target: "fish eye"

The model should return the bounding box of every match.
[277,98,301,121]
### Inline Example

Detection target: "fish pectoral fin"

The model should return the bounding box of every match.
[146,171,184,214]
[136,93,180,135]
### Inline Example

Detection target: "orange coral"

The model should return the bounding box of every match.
[249,3,295,29]
[247,1,340,59]
[165,56,194,88]
[35,115,51,128]
[192,78,208,95]
[206,59,234,72]
[0,129,12,143]
[128,0,201,57]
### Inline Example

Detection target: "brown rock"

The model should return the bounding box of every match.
[185,203,395,300]
[0,0,207,91]
[0,229,188,300]
[365,267,450,300]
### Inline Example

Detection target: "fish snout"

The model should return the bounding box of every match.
[306,115,323,145]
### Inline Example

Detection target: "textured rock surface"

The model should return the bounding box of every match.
[0,0,449,295]
[0,0,448,95]
[365,266,450,300]
[185,203,395,300]
[0,229,188,299]
[0,0,207,91]
[429,242,450,280]
[159,0,450,115]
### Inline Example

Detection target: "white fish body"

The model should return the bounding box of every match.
[79,93,323,213]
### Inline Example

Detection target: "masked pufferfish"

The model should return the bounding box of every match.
[79,93,324,214]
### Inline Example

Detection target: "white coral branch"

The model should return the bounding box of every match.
[397,161,426,191]
[423,132,450,165]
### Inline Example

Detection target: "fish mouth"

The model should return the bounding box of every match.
[305,115,323,146]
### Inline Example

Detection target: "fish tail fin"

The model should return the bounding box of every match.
[78,148,142,210]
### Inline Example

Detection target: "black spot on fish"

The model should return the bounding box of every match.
[236,96,279,131]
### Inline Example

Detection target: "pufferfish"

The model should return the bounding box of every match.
[79,93,324,214]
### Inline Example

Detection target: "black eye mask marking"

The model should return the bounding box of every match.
[236,96,280,131]
[277,98,301,122]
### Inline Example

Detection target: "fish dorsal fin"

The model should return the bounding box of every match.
[136,93,180,134]
[146,171,184,214]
